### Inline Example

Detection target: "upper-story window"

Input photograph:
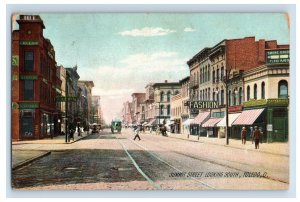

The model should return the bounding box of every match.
[261,82,265,99]
[167,91,171,102]
[278,80,288,98]
[160,91,164,102]
[24,80,34,100]
[239,87,243,104]
[221,89,224,105]
[221,66,224,81]
[254,84,257,100]
[212,70,215,83]
[167,105,170,115]
[247,85,250,101]
[228,90,232,106]
[216,69,220,82]
[24,51,34,71]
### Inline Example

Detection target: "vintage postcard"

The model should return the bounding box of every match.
[11,13,290,191]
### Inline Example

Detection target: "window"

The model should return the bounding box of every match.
[278,80,288,98]
[213,70,215,83]
[221,89,224,105]
[208,88,210,100]
[160,105,164,115]
[208,65,210,81]
[239,88,243,104]
[233,90,237,105]
[213,92,215,101]
[24,80,34,100]
[167,91,171,102]
[254,84,257,100]
[216,69,220,82]
[261,82,265,99]
[228,90,232,106]
[160,92,164,102]
[221,66,224,81]
[216,91,219,103]
[247,85,250,101]
[167,105,170,115]
[24,51,34,71]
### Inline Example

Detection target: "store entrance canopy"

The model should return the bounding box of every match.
[232,108,264,125]
[217,113,241,127]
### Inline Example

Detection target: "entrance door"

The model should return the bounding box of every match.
[273,117,288,142]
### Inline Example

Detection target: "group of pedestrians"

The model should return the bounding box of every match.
[241,126,262,149]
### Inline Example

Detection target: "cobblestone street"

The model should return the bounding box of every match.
[12,129,289,190]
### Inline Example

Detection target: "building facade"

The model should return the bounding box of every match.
[12,15,61,140]
[131,93,146,124]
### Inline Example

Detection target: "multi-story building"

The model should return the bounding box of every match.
[170,92,182,133]
[57,65,66,133]
[12,15,61,140]
[78,81,94,124]
[131,93,146,124]
[179,76,190,135]
[77,82,89,128]
[231,48,290,142]
[91,96,101,124]
[153,80,181,125]
[187,37,289,141]
[144,83,156,126]
[121,101,133,126]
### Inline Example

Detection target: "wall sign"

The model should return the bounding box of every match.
[266,49,289,64]
[12,55,19,66]
[18,102,39,109]
[185,101,219,109]
[20,75,38,80]
[20,40,39,46]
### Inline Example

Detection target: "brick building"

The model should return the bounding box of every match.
[12,15,61,140]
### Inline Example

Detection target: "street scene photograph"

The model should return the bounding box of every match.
[11,13,290,191]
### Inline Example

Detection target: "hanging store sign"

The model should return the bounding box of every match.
[20,75,38,80]
[185,101,219,109]
[266,49,289,64]
[56,96,78,102]
[20,40,39,46]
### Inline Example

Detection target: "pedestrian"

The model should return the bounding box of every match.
[133,125,141,141]
[253,126,261,149]
[250,127,254,144]
[241,127,247,144]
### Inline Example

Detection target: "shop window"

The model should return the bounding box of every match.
[278,80,288,98]
[24,80,34,100]
[21,110,34,137]
[24,51,34,71]
[261,82,265,99]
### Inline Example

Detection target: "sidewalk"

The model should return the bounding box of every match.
[12,131,90,145]
[145,131,289,156]
[11,131,90,170]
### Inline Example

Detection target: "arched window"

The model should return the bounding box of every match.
[167,105,170,115]
[254,84,257,100]
[228,90,232,106]
[205,66,208,82]
[261,82,265,99]
[160,91,164,102]
[213,92,215,101]
[167,91,171,102]
[221,89,224,105]
[239,87,243,104]
[213,70,215,83]
[208,88,211,100]
[278,80,288,98]
[247,85,250,101]
[208,64,210,81]
[221,66,224,81]
[233,90,236,105]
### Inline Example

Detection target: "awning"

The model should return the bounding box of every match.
[232,108,264,125]
[146,119,156,126]
[183,118,194,126]
[191,111,210,124]
[202,118,222,128]
[217,113,241,127]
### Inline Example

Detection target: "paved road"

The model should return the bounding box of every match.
[12,129,289,190]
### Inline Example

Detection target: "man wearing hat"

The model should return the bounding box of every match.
[133,124,141,141]
[253,126,261,149]
[241,127,247,144]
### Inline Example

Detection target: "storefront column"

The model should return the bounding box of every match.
[267,107,273,143]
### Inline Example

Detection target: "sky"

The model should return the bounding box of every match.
[13,13,289,123]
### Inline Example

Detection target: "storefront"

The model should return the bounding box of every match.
[202,118,222,137]
[190,111,210,136]
[216,113,241,138]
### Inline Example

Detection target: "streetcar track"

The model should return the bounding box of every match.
[116,138,162,190]
[126,138,216,190]
[137,133,289,185]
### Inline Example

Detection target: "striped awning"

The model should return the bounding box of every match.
[202,118,223,128]
[232,108,264,125]
[217,113,241,127]
[191,111,210,124]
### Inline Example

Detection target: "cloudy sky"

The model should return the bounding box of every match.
[13,13,289,123]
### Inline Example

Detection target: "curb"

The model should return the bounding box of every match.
[156,134,289,157]
[12,151,51,171]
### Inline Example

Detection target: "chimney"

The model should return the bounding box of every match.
[165,80,168,83]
